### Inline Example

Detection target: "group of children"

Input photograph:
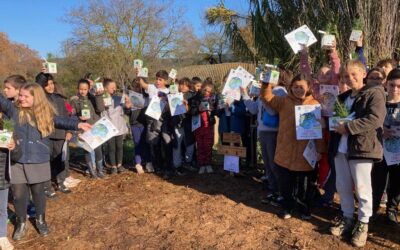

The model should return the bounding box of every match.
[0,37,399,249]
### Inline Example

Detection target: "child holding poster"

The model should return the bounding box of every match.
[70,79,106,178]
[137,70,174,179]
[99,78,129,174]
[329,60,386,247]
[371,68,400,225]
[260,73,326,220]
[0,83,91,241]
[124,79,151,174]
[170,78,196,175]
[189,82,217,174]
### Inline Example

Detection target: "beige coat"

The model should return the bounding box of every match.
[261,85,326,172]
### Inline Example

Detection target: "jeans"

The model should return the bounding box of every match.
[258,131,280,193]
[0,189,8,237]
[172,127,194,168]
[131,126,150,165]
[335,153,373,223]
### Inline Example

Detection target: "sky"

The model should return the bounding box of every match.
[0,0,248,58]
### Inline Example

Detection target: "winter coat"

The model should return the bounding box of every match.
[261,84,326,172]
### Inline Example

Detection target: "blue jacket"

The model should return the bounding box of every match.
[0,94,79,164]
[216,97,247,135]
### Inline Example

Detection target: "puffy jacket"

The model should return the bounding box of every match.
[216,96,246,135]
[261,84,326,172]
[0,94,79,164]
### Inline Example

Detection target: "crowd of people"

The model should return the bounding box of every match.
[0,36,399,249]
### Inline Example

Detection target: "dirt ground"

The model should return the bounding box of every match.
[8,165,400,250]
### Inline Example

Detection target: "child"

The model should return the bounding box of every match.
[0,83,90,240]
[189,82,216,174]
[192,77,203,92]
[3,75,26,102]
[99,78,129,174]
[171,78,196,174]
[241,77,287,203]
[371,68,400,225]
[137,70,173,178]
[70,79,106,178]
[0,133,16,250]
[260,73,326,220]
[377,59,397,80]
[124,79,151,174]
[36,73,71,196]
[365,67,386,87]
[330,60,386,247]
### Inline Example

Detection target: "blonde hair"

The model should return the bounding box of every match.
[340,60,366,78]
[17,83,56,137]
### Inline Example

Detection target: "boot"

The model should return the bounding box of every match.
[351,221,368,247]
[12,217,27,241]
[35,214,49,236]
[330,216,354,237]
[96,161,105,178]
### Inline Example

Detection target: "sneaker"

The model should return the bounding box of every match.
[330,216,354,237]
[280,210,292,220]
[175,167,186,176]
[44,189,57,199]
[198,166,206,174]
[65,176,81,184]
[0,237,14,250]
[110,167,118,175]
[117,166,125,174]
[206,165,213,174]
[97,170,105,178]
[261,193,275,204]
[351,221,368,247]
[145,162,154,173]
[183,163,197,172]
[135,164,145,174]
[57,183,71,194]
[301,211,312,220]
[386,210,399,225]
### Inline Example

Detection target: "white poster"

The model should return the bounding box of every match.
[249,80,261,96]
[168,92,186,116]
[223,155,239,173]
[295,104,322,140]
[128,90,145,109]
[145,96,166,120]
[133,59,143,69]
[284,25,317,54]
[222,67,253,101]
[80,117,119,150]
[320,85,339,117]
[0,131,12,148]
[383,126,400,166]
[303,140,318,169]
[350,30,363,42]
[138,67,148,78]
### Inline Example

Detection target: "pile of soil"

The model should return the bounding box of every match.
[9,166,400,249]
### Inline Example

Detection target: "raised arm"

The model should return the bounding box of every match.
[0,93,16,119]
[329,45,341,85]
[260,84,286,112]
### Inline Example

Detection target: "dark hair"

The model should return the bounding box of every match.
[290,73,313,96]
[203,77,213,85]
[366,67,386,80]
[35,72,53,87]
[155,70,169,81]
[4,75,26,88]
[78,78,90,88]
[178,77,192,88]
[278,69,293,88]
[387,68,400,81]
[103,78,114,87]
[202,81,214,91]
[377,59,397,69]
[192,77,202,84]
